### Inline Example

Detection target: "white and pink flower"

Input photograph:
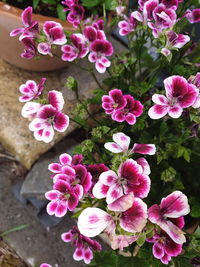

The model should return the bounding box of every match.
[161,31,190,58]
[38,21,67,55]
[61,33,88,61]
[88,39,113,73]
[78,198,148,237]
[19,78,46,102]
[104,132,156,156]
[93,158,151,204]
[10,7,39,40]
[20,37,37,59]
[61,226,101,264]
[102,89,127,115]
[148,191,190,244]
[148,75,199,119]
[118,13,137,36]
[147,227,183,264]
[112,95,143,125]
[45,179,83,217]
[184,8,200,24]
[28,90,69,143]
[148,4,177,37]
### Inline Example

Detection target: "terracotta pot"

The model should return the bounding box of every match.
[0,2,74,71]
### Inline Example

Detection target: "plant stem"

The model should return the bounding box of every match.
[91,71,104,90]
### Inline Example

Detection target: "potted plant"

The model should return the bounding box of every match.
[11,0,200,266]
[0,0,116,71]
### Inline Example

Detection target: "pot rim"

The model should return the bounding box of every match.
[0,1,73,30]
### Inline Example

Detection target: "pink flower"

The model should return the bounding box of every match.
[184,9,200,23]
[148,75,199,119]
[148,191,190,244]
[147,229,183,265]
[84,26,106,43]
[45,179,83,217]
[148,4,177,37]
[19,78,46,102]
[38,21,67,55]
[189,73,200,108]
[78,198,147,237]
[40,264,53,267]
[109,233,138,250]
[62,0,78,7]
[92,19,104,31]
[93,158,151,204]
[66,4,85,28]
[112,95,143,125]
[161,30,190,57]
[20,37,37,59]
[116,6,126,17]
[88,39,113,73]
[102,89,127,115]
[61,33,89,61]
[104,132,156,155]
[118,13,137,36]
[61,226,101,264]
[48,153,82,175]
[161,0,179,10]
[10,7,39,40]
[29,104,69,143]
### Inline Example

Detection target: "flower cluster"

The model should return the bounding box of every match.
[19,78,69,143]
[10,7,66,58]
[117,0,193,58]
[46,153,92,216]
[62,0,84,28]
[61,226,101,264]
[62,19,113,73]
[102,89,143,125]
[148,75,199,119]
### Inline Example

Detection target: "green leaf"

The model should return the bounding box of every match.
[57,4,66,20]
[177,146,191,162]
[42,0,56,4]
[105,0,118,10]
[91,126,110,139]
[82,0,101,7]
[136,232,146,247]
[0,224,29,236]
[161,167,176,182]
[193,226,200,239]
[89,251,117,267]
[33,0,40,9]
[190,197,200,218]
[118,255,149,267]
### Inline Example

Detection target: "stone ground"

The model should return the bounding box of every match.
[0,145,86,267]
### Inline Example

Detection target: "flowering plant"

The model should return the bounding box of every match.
[10,0,200,266]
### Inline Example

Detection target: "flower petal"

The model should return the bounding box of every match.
[108,192,134,212]
[120,198,148,233]
[48,90,64,111]
[132,144,156,155]
[148,105,168,119]
[112,132,130,152]
[160,191,190,218]
[78,207,112,237]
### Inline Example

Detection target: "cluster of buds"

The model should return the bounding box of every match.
[19,78,69,143]
[102,89,143,125]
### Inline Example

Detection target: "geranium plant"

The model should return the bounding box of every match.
[10,0,200,266]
